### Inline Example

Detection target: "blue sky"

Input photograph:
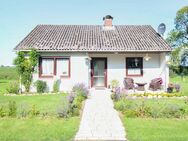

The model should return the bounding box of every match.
[0,0,187,66]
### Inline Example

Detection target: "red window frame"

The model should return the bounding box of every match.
[39,56,71,78]
[126,57,143,77]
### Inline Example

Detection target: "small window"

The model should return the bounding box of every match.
[41,58,54,75]
[56,58,70,77]
[126,57,143,76]
[39,57,70,78]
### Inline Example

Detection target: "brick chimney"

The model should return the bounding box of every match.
[103,15,113,27]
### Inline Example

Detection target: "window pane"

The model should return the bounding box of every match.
[56,59,69,76]
[93,60,105,76]
[42,59,54,75]
[126,57,142,75]
[127,58,142,68]
[127,68,141,75]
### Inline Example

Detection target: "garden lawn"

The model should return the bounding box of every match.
[0,117,79,141]
[0,94,67,116]
[0,94,81,141]
[123,117,188,141]
[170,75,188,96]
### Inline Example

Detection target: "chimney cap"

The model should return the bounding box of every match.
[103,15,113,20]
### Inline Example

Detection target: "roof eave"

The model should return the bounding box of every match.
[14,49,172,53]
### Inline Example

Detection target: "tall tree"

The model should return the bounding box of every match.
[167,6,188,47]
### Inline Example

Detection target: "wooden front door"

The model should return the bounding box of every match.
[91,58,107,87]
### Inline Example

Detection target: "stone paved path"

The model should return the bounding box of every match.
[75,89,126,141]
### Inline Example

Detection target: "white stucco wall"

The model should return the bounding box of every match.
[30,52,169,92]
[89,53,169,90]
[31,52,89,92]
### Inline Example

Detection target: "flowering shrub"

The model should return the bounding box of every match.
[72,83,89,98]
[57,83,89,117]
[67,92,76,104]
[57,97,70,118]
[111,87,128,101]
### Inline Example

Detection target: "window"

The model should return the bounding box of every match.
[41,58,54,75]
[126,57,143,76]
[39,57,70,77]
[56,58,69,77]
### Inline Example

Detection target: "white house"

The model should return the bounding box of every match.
[14,15,171,92]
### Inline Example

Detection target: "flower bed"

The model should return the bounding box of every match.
[114,98,188,118]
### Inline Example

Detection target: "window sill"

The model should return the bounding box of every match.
[39,75,54,78]
[60,75,70,78]
[126,74,143,77]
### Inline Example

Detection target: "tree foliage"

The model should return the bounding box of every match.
[14,49,39,92]
[167,6,188,47]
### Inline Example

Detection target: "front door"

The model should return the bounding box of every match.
[91,58,107,87]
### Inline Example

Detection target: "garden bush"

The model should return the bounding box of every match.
[14,49,39,92]
[56,83,89,117]
[30,105,40,116]
[34,80,47,93]
[70,95,84,116]
[110,80,119,91]
[18,102,30,118]
[6,81,20,94]
[72,83,89,99]
[8,101,17,117]
[111,88,128,101]
[163,104,185,118]
[0,105,6,117]
[53,80,60,93]
[67,92,75,104]
[57,97,70,118]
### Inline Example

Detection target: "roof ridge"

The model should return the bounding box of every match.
[36,24,152,26]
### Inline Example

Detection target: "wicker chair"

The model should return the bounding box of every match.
[149,78,163,91]
[124,77,134,90]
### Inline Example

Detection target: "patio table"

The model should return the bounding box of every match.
[136,83,147,91]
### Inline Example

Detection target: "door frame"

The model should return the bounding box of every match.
[91,57,107,88]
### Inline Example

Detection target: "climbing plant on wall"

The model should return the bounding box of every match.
[14,49,39,92]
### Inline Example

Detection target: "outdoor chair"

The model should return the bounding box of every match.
[149,78,163,91]
[124,77,134,90]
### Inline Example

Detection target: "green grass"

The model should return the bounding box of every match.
[170,75,188,96]
[115,98,188,140]
[0,67,18,80]
[0,117,79,141]
[0,94,80,140]
[123,117,188,141]
[0,66,18,94]
[0,80,10,94]
[0,94,67,116]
